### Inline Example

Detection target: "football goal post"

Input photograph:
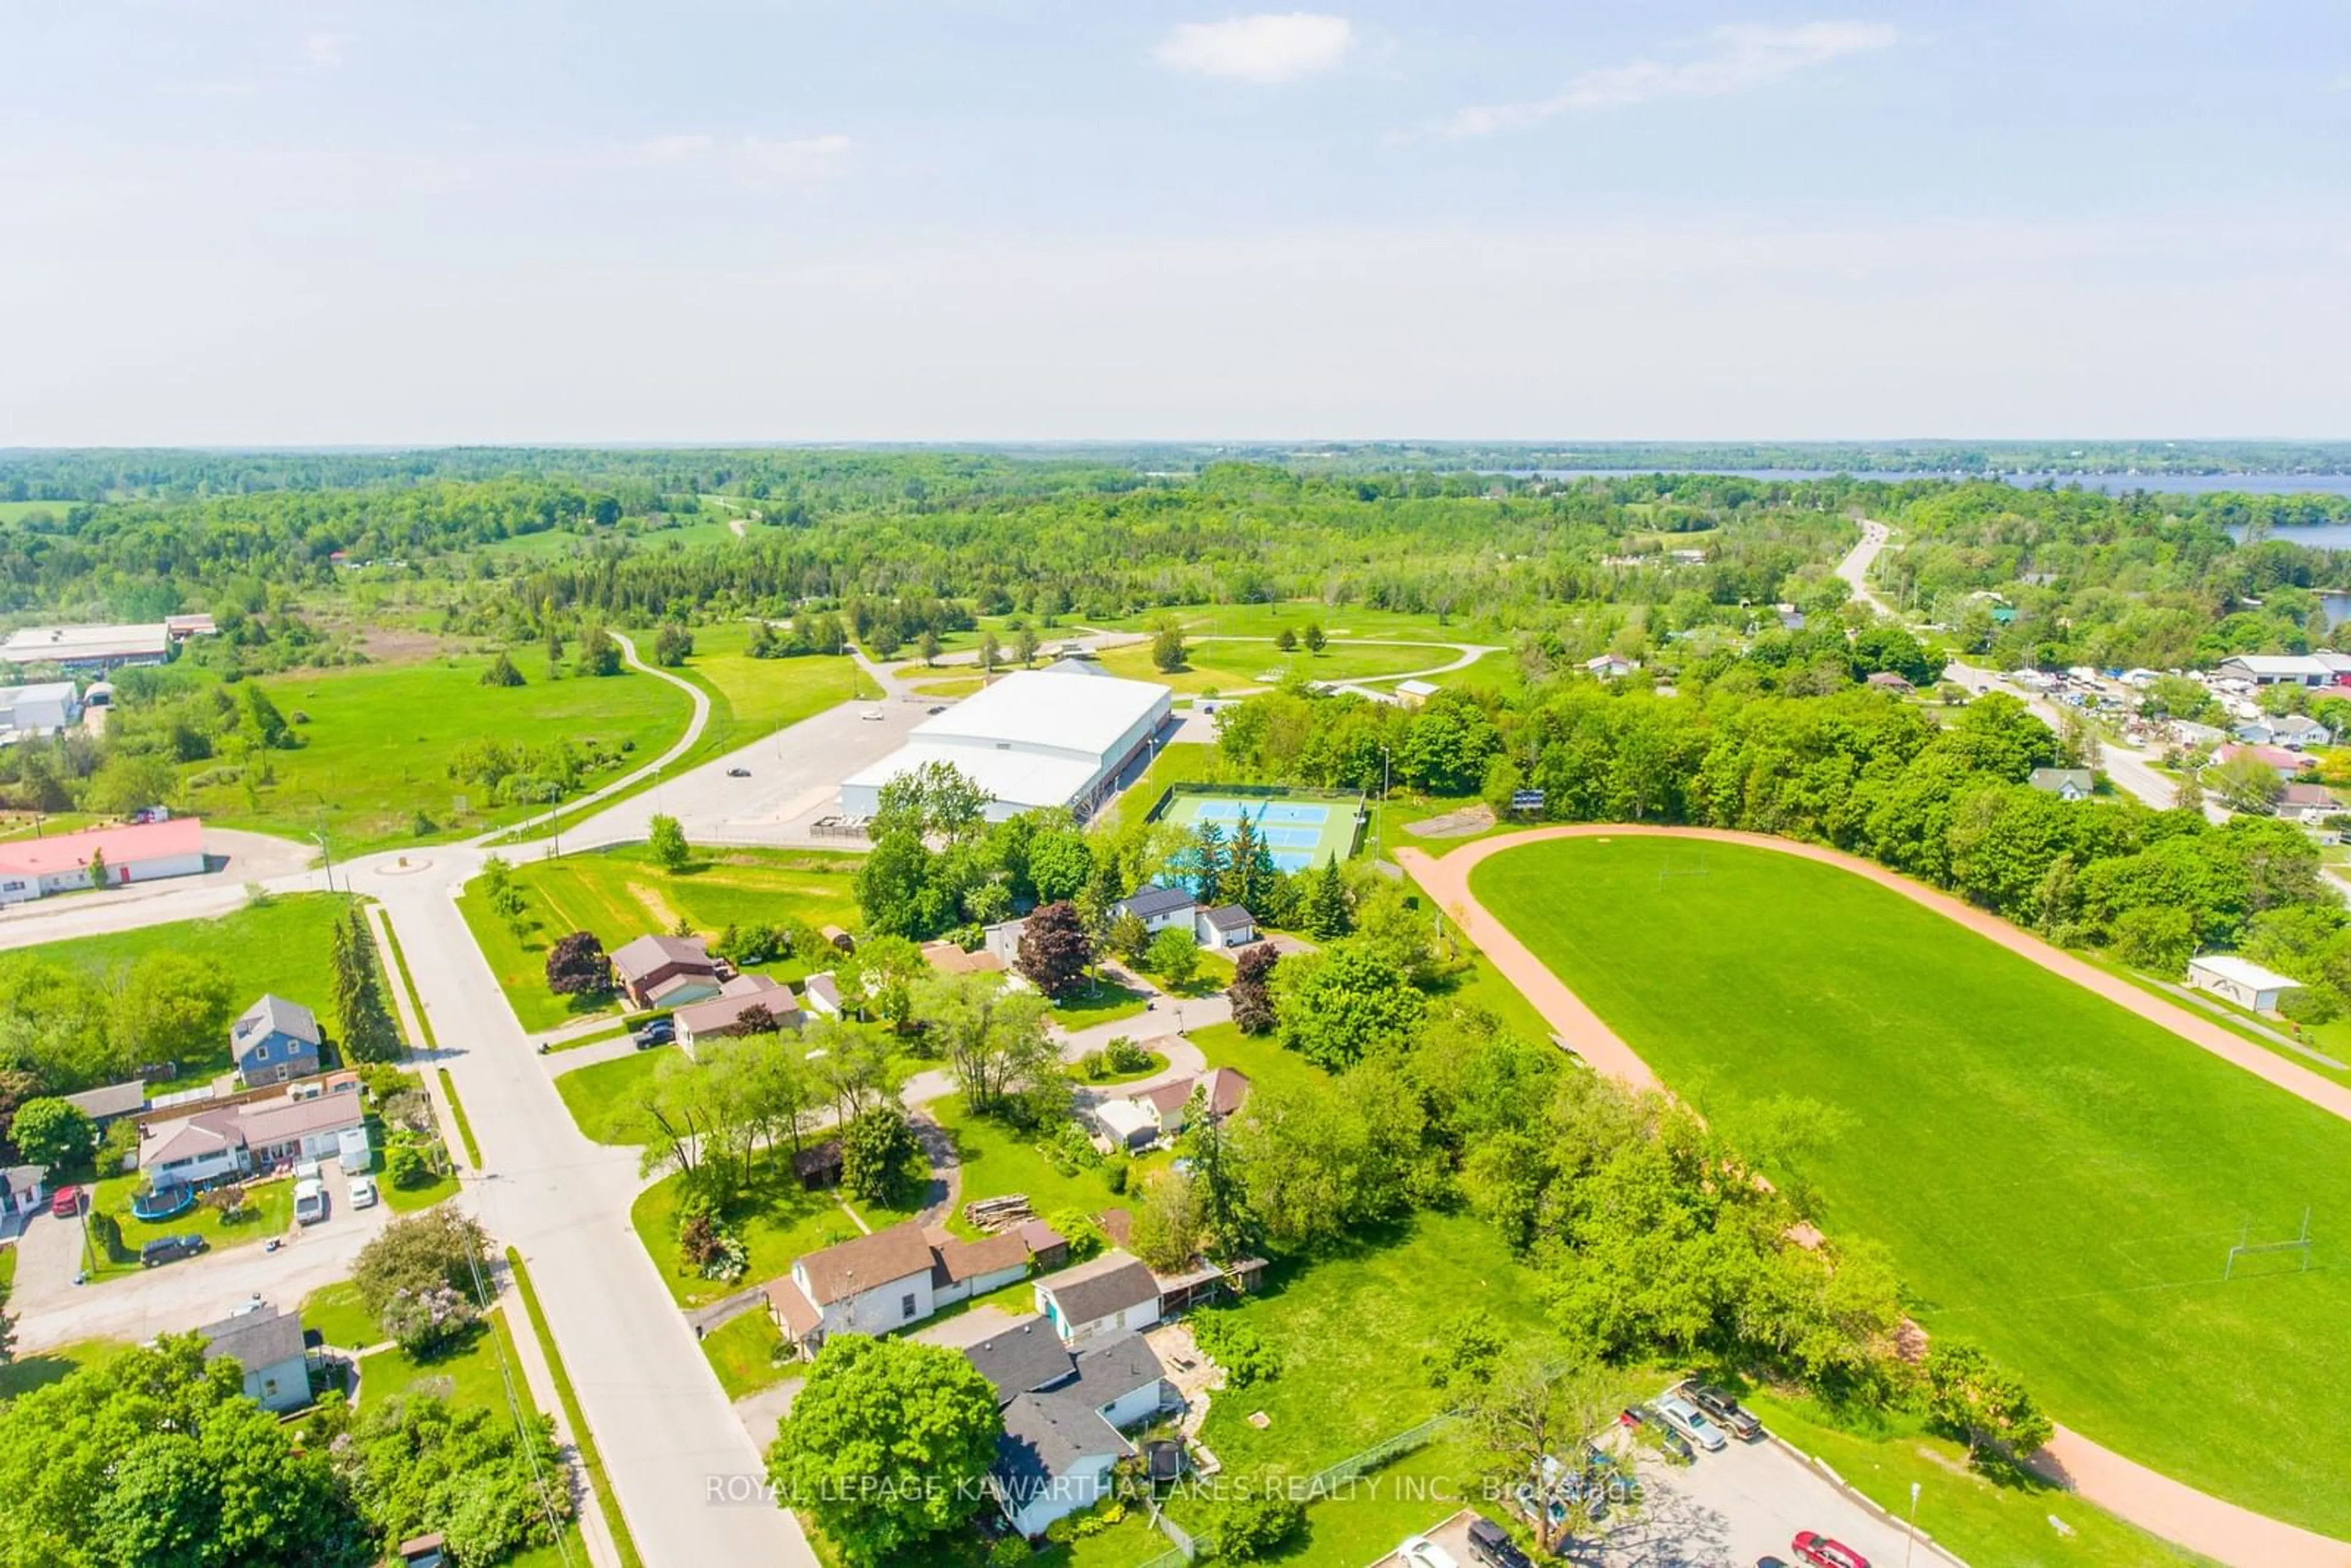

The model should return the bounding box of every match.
[2225,1208,2314,1281]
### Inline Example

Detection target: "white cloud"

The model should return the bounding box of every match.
[623,133,719,165]
[1439,21,1896,137]
[733,133,854,187]
[302,31,352,71]
[1154,13,1352,84]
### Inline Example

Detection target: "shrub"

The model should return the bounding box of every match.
[1103,1035,1154,1074]
[1191,1309,1281,1387]
[2279,987,2339,1025]
[988,1539,1030,1568]
[1077,1049,1109,1081]
[1196,1482,1302,1561]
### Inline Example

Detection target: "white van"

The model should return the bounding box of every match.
[1656,1394,1727,1452]
[293,1177,329,1226]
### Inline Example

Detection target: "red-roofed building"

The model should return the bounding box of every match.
[0,817,206,905]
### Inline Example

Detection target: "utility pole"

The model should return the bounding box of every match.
[1903,1481,1921,1568]
[312,830,335,894]
[547,781,562,860]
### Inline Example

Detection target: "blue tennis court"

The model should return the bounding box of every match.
[1157,792,1360,873]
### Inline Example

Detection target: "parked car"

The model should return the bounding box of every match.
[1791,1532,1870,1568]
[861,707,885,721]
[1757,1558,1791,1568]
[294,1158,323,1183]
[632,1017,675,1049]
[348,1175,380,1210]
[1397,1537,1460,1568]
[293,1177,329,1225]
[1465,1515,1535,1568]
[1686,1381,1765,1441]
[140,1234,208,1267]
[726,767,751,778]
[1657,1394,1729,1452]
[50,1184,83,1218]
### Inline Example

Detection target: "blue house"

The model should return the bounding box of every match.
[231,994,323,1088]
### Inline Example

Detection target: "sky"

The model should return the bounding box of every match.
[3,1,2349,445]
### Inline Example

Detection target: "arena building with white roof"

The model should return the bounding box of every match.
[840,669,1171,823]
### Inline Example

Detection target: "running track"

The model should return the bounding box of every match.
[1400,823,2351,1568]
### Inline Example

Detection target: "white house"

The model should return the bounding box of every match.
[841,669,1172,823]
[0,817,208,906]
[2272,713,2333,749]
[1585,654,1637,679]
[1101,1068,1254,1149]
[198,1300,312,1414]
[138,1076,369,1189]
[767,1222,936,1354]
[800,972,844,1019]
[1393,679,1439,708]
[963,1316,1173,1539]
[2277,784,2342,825]
[2027,767,2095,801]
[1111,885,1195,936]
[931,1229,1031,1308]
[2186,954,2303,1016]
[1033,1251,1161,1346]
[1195,904,1257,948]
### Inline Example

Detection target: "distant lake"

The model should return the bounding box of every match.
[2232,522,2351,552]
[1507,468,2351,498]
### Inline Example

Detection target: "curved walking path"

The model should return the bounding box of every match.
[1400,823,2351,1568]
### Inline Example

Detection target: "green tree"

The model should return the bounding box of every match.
[86,849,108,889]
[1146,924,1199,990]
[240,682,294,749]
[82,751,176,817]
[918,972,1065,1127]
[1273,626,1297,653]
[1014,625,1040,666]
[841,1104,923,1207]
[1151,621,1188,673]
[2211,752,2285,814]
[648,812,691,872]
[310,1389,571,1565]
[653,622,694,667]
[1923,1341,2053,1471]
[1026,825,1093,904]
[1128,1168,1204,1271]
[0,1337,351,1568]
[1301,856,1353,940]
[478,651,527,687]
[8,1097,94,1169]
[575,625,622,677]
[1193,1479,1303,1561]
[1273,941,1425,1070]
[918,629,942,666]
[768,1335,1002,1567]
[1460,1352,1621,1556]
[1302,622,1326,654]
[108,951,233,1071]
[978,631,1000,672]
[1106,909,1151,964]
[332,907,404,1065]
[353,1204,492,1354]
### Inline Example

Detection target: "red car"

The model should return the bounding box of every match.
[50,1185,83,1218]
[1792,1532,1870,1568]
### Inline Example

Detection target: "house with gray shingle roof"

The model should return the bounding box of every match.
[230,995,321,1087]
[962,1314,1172,1539]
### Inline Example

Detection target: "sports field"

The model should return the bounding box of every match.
[1155,787,1360,872]
[1471,835,2351,1538]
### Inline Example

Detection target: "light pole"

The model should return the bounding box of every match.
[546,781,562,860]
[311,830,335,894]
[1374,743,1390,860]
[1903,1480,1921,1568]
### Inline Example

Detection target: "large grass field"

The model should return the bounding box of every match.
[459,843,863,1032]
[0,891,353,1078]
[1079,601,1498,645]
[662,625,877,760]
[186,651,691,852]
[1097,637,1464,696]
[1471,836,2351,1537]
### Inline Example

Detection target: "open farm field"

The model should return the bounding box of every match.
[1471,835,2351,1538]
[184,651,691,852]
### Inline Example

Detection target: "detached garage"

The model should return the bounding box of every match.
[2186,954,2303,1016]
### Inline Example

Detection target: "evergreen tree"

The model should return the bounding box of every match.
[332,907,404,1063]
[1190,820,1228,904]
[1303,856,1352,940]
[478,651,526,687]
[1222,817,1277,910]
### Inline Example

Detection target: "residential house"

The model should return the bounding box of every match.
[197,1300,311,1414]
[2278,783,2343,825]
[1110,885,1195,936]
[393,1536,449,1568]
[1772,604,1806,631]
[962,1315,1174,1539]
[1584,654,1637,680]
[1393,679,1439,708]
[765,1222,939,1356]
[2186,954,2303,1016]
[1864,671,1914,694]
[800,971,844,1019]
[609,933,725,1009]
[921,940,1003,976]
[231,994,323,1088]
[2216,655,2331,687]
[2027,767,2096,801]
[2273,713,2333,749]
[2218,743,2309,781]
[63,1079,148,1129]
[1099,1068,1253,1149]
[1194,904,1257,948]
[673,973,801,1055]
[929,1228,1031,1307]
[0,816,208,906]
[1033,1251,1161,1346]
[2172,720,2228,749]
[140,1079,369,1190]
[983,918,1029,969]
[4,1164,47,1219]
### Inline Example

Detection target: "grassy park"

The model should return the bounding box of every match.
[1472,835,2351,1537]
[458,844,863,1032]
[662,625,877,759]
[184,651,693,851]
[1097,636,1463,696]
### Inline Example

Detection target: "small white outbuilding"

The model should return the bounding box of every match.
[2186,954,2303,1015]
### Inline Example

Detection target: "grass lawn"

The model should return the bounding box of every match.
[926,1098,1130,1242]
[1098,637,1452,697]
[1747,1389,2211,1568]
[1081,601,1498,647]
[301,1279,384,1351]
[0,891,354,1079]
[1051,976,1154,1032]
[632,1146,865,1308]
[382,1166,460,1212]
[1183,1021,1330,1099]
[700,1304,793,1400]
[1472,835,2351,1537]
[905,673,988,697]
[459,842,863,1032]
[187,652,692,853]
[555,1047,670,1145]
[667,626,877,757]
[2078,951,2351,1090]
[0,1244,13,1291]
[1096,741,1241,831]
[1067,1048,1169,1086]
[0,1338,129,1401]
[355,1306,530,1421]
[87,1172,296,1277]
